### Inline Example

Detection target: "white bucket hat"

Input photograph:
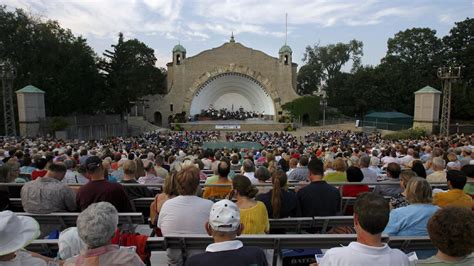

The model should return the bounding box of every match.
[0,211,40,256]
[209,199,240,232]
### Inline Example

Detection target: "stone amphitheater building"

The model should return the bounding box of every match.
[145,36,300,127]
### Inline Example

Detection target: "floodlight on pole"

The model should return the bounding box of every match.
[437,66,461,136]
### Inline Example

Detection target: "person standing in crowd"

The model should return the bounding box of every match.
[158,165,213,265]
[121,160,154,200]
[256,170,297,219]
[231,175,269,234]
[287,155,310,181]
[21,163,76,213]
[413,207,474,265]
[203,160,232,200]
[76,156,132,212]
[383,177,439,236]
[433,170,473,209]
[373,163,404,197]
[359,156,377,183]
[185,199,268,266]
[297,159,341,217]
[389,170,417,209]
[317,193,409,266]
[64,202,144,266]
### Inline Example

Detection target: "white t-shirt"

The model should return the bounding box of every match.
[243,172,258,184]
[157,195,213,265]
[158,195,213,234]
[320,242,409,266]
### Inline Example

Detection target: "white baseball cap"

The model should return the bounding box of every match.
[0,211,40,256]
[209,200,240,232]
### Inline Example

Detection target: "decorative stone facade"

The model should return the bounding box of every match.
[145,38,300,127]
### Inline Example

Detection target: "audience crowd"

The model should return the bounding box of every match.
[0,130,473,265]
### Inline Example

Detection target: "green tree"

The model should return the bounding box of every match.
[0,6,104,116]
[100,33,166,114]
[443,18,474,119]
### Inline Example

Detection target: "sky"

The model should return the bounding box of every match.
[4,0,473,69]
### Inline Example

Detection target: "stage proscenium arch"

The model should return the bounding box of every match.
[189,72,276,116]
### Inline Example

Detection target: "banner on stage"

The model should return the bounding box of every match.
[215,124,241,129]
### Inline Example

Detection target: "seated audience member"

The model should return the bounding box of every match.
[324,157,347,182]
[0,211,56,265]
[414,207,474,265]
[318,193,409,266]
[231,174,269,234]
[0,165,11,210]
[369,156,382,176]
[31,158,48,180]
[6,160,23,183]
[384,177,439,236]
[21,163,76,213]
[286,157,298,176]
[102,160,118,183]
[342,166,369,197]
[62,159,89,184]
[287,155,309,181]
[433,170,473,209]
[154,156,169,179]
[461,165,474,197]
[158,165,213,265]
[359,156,377,183]
[185,199,268,266]
[255,166,272,195]
[411,160,427,178]
[426,157,447,183]
[138,160,163,184]
[241,159,257,184]
[203,160,232,200]
[373,163,404,197]
[296,159,341,217]
[121,160,154,200]
[150,172,179,236]
[229,153,242,171]
[58,227,86,260]
[256,170,297,219]
[19,156,36,175]
[389,170,417,209]
[64,202,144,266]
[76,156,132,212]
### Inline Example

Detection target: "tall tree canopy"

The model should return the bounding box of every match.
[297,19,473,119]
[0,6,104,116]
[297,39,363,95]
[100,33,166,114]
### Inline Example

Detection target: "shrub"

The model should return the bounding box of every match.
[383,128,426,140]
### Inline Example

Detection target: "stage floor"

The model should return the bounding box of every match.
[186,119,281,125]
[172,119,291,131]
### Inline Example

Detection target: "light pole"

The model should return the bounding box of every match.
[0,61,17,136]
[437,66,461,136]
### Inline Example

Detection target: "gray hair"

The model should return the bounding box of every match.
[432,157,446,169]
[77,202,118,248]
[242,159,255,173]
[360,156,370,168]
[370,156,380,167]
[255,166,271,181]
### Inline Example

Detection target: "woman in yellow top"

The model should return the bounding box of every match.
[230,175,269,234]
[324,157,347,182]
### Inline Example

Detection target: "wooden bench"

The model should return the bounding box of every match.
[16,212,145,229]
[269,216,354,233]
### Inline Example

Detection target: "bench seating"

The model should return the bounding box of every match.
[269,216,354,233]
[26,235,433,266]
[16,212,144,229]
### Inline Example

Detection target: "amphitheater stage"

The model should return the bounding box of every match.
[171,119,292,131]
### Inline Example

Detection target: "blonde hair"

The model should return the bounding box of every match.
[123,160,137,175]
[405,177,432,204]
[333,158,347,172]
[400,170,417,187]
